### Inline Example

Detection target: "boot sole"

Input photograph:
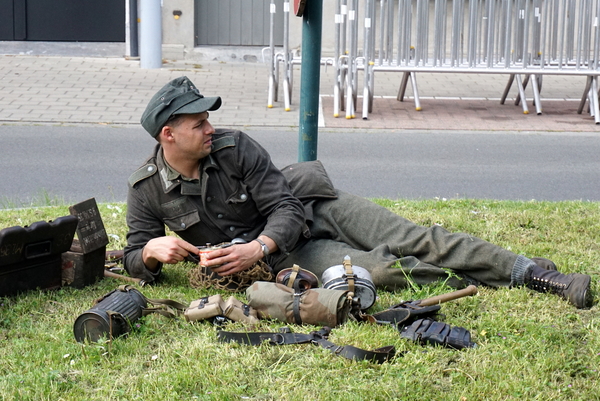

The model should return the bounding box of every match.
[571,274,592,309]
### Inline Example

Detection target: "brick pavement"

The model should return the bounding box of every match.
[0,54,599,132]
[320,97,598,131]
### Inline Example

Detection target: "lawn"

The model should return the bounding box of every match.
[0,199,598,400]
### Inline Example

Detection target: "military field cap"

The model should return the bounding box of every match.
[141,76,222,138]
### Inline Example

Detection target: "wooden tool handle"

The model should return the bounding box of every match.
[104,270,146,286]
[417,285,478,306]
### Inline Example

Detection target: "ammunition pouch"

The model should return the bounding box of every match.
[184,294,259,325]
[184,295,225,322]
[223,296,260,324]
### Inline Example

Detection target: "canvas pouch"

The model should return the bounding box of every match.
[246,281,351,327]
[184,294,224,322]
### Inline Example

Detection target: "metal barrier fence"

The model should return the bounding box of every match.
[265,0,294,111]
[266,0,600,124]
[340,0,600,123]
[264,0,333,112]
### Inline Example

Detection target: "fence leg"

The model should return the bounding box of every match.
[283,0,291,111]
[267,0,277,108]
[515,75,530,106]
[346,74,355,119]
[283,73,291,111]
[500,75,515,104]
[334,82,340,117]
[340,66,346,112]
[336,59,347,114]
[362,62,375,120]
[577,76,593,115]
[268,70,276,108]
[368,63,375,113]
[410,72,422,111]
[515,74,529,114]
[334,59,346,117]
[274,56,280,103]
[352,71,358,116]
[592,77,600,124]
[362,76,371,120]
[397,72,410,101]
[531,74,542,115]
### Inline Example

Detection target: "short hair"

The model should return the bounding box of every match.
[156,114,187,143]
[164,113,187,129]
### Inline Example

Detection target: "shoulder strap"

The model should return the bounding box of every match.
[211,135,236,152]
[128,163,158,187]
[142,297,188,318]
[217,327,396,364]
[116,285,187,318]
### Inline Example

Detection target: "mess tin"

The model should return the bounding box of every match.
[187,240,244,266]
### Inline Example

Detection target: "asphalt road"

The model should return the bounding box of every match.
[1,124,599,207]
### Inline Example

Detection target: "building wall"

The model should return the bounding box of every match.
[158,0,338,60]
[160,0,195,59]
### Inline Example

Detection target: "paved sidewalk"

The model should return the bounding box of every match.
[0,53,599,132]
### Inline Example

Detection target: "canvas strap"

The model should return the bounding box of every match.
[116,285,188,318]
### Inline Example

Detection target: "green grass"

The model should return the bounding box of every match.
[0,199,599,400]
[0,189,67,210]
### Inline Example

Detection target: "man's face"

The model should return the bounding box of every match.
[167,112,215,159]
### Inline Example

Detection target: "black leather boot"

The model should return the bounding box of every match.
[525,265,593,309]
[531,257,557,271]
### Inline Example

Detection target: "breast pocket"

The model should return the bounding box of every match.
[161,197,201,232]
[224,183,259,225]
[225,183,250,205]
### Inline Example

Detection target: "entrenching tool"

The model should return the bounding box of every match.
[366,285,478,326]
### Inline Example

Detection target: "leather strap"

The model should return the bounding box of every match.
[217,328,316,346]
[217,327,396,364]
[342,257,356,297]
[312,338,396,364]
[286,265,301,288]
[292,292,303,324]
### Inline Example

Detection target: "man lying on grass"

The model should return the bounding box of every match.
[123,76,593,309]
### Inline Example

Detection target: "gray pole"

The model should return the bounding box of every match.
[129,0,139,58]
[139,0,162,69]
[298,0,323,162]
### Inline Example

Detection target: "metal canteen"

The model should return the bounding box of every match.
[321,256,377,311]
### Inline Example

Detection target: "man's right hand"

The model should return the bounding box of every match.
[142,236,200,272]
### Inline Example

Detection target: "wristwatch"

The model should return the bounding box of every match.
[254,238,270,258]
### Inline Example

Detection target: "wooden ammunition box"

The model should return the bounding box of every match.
[61,240,106,289]
[61,198,109,289]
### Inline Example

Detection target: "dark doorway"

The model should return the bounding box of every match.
[0,0,125,42]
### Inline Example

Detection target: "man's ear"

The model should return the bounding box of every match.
[159,125,175,143]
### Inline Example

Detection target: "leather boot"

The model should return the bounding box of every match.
[531,257,557,271]
[525,265,593,309]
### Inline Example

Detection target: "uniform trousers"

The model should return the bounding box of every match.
[270,190,527,290]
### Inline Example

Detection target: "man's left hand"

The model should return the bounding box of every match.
[205,240,265,275]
